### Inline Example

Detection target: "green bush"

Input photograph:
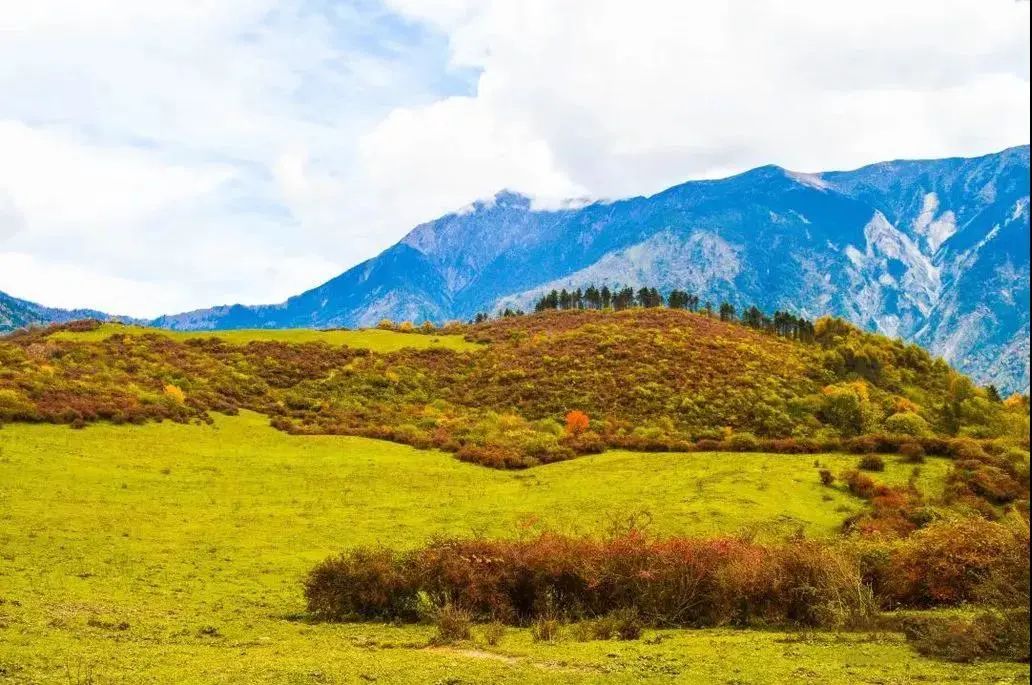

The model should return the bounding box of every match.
[481,621,506,646]
[727,432,760,451]
[432,603,473,644]
[531,616,562,642]
[884,412,931,437]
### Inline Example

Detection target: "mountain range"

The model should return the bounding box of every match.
[1,289,129,332]
[2,146,1028,392]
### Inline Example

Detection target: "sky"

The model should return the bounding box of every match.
[0,0,1029,318]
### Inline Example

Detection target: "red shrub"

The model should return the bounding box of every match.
[881,518,1030,607]
[843,470,882,499]
[564,410,590,435]
[304,531,874,629]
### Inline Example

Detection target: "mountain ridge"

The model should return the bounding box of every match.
[1,289,135,332]
[5,146,1029,392]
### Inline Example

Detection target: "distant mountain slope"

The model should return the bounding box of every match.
[154,146,1030,392]
[0,289,126,333]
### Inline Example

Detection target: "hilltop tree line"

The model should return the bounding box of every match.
[531,285,816,342]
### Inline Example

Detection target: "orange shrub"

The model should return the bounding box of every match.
[163,384,186,404]
[564,410,590,435]
[882,518,1030,607]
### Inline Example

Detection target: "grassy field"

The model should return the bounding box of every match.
[49,322,480,352]
[0,412,1026,684]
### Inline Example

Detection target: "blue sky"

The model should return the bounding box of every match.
[0,0,1028,317]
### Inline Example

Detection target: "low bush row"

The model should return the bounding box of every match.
[304,518,1029,630]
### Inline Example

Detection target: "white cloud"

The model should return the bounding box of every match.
[0,0,460,315]
[0,0,1028,317]
[0,122,231,229]
[375,0,1029,201]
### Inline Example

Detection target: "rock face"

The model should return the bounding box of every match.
[143,146,1032,393]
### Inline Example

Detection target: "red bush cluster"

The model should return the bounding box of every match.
[304,519,1029,628]
[306,530,874,629]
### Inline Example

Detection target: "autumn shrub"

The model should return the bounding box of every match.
[958,464,1024,505]
[946,438,988,461]
[560,431,606,454]
[845,436,879,454]
[769,437,824,454]
[858,454,885,472]
[303,547,413,621]
[900,609,1030,663]
[917,437,952,456]
[879,517,1030,607]
[842,470,883,499]
[431,603,473,644]
[944,445,1028,508]
[771,539,876,628]
[564,410,590,435]
[844,489,924,538]
[304,532,876,629]
[900,442,926,463]
[818,469,835,486]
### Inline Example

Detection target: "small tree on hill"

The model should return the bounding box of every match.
[986,385,1002,403]
[565,410,590,435]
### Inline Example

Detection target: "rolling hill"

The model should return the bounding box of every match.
[4,308,1027,471]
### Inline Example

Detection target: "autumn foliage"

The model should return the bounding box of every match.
[305,529,877,629]
[565,410,589,435]
[304,517,1029,630]
[0,310,1027,477]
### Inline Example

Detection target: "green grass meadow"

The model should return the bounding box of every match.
[49,323,480,352]
[0,412,1027,683]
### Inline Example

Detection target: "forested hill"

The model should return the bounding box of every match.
[2,308,1027,472]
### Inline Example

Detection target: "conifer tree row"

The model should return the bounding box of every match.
[529,285,816,342]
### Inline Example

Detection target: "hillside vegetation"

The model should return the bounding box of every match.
[1,309,1026,468]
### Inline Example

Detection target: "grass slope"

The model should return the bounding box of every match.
[50,322,479,352]
[1,412,1021,684]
